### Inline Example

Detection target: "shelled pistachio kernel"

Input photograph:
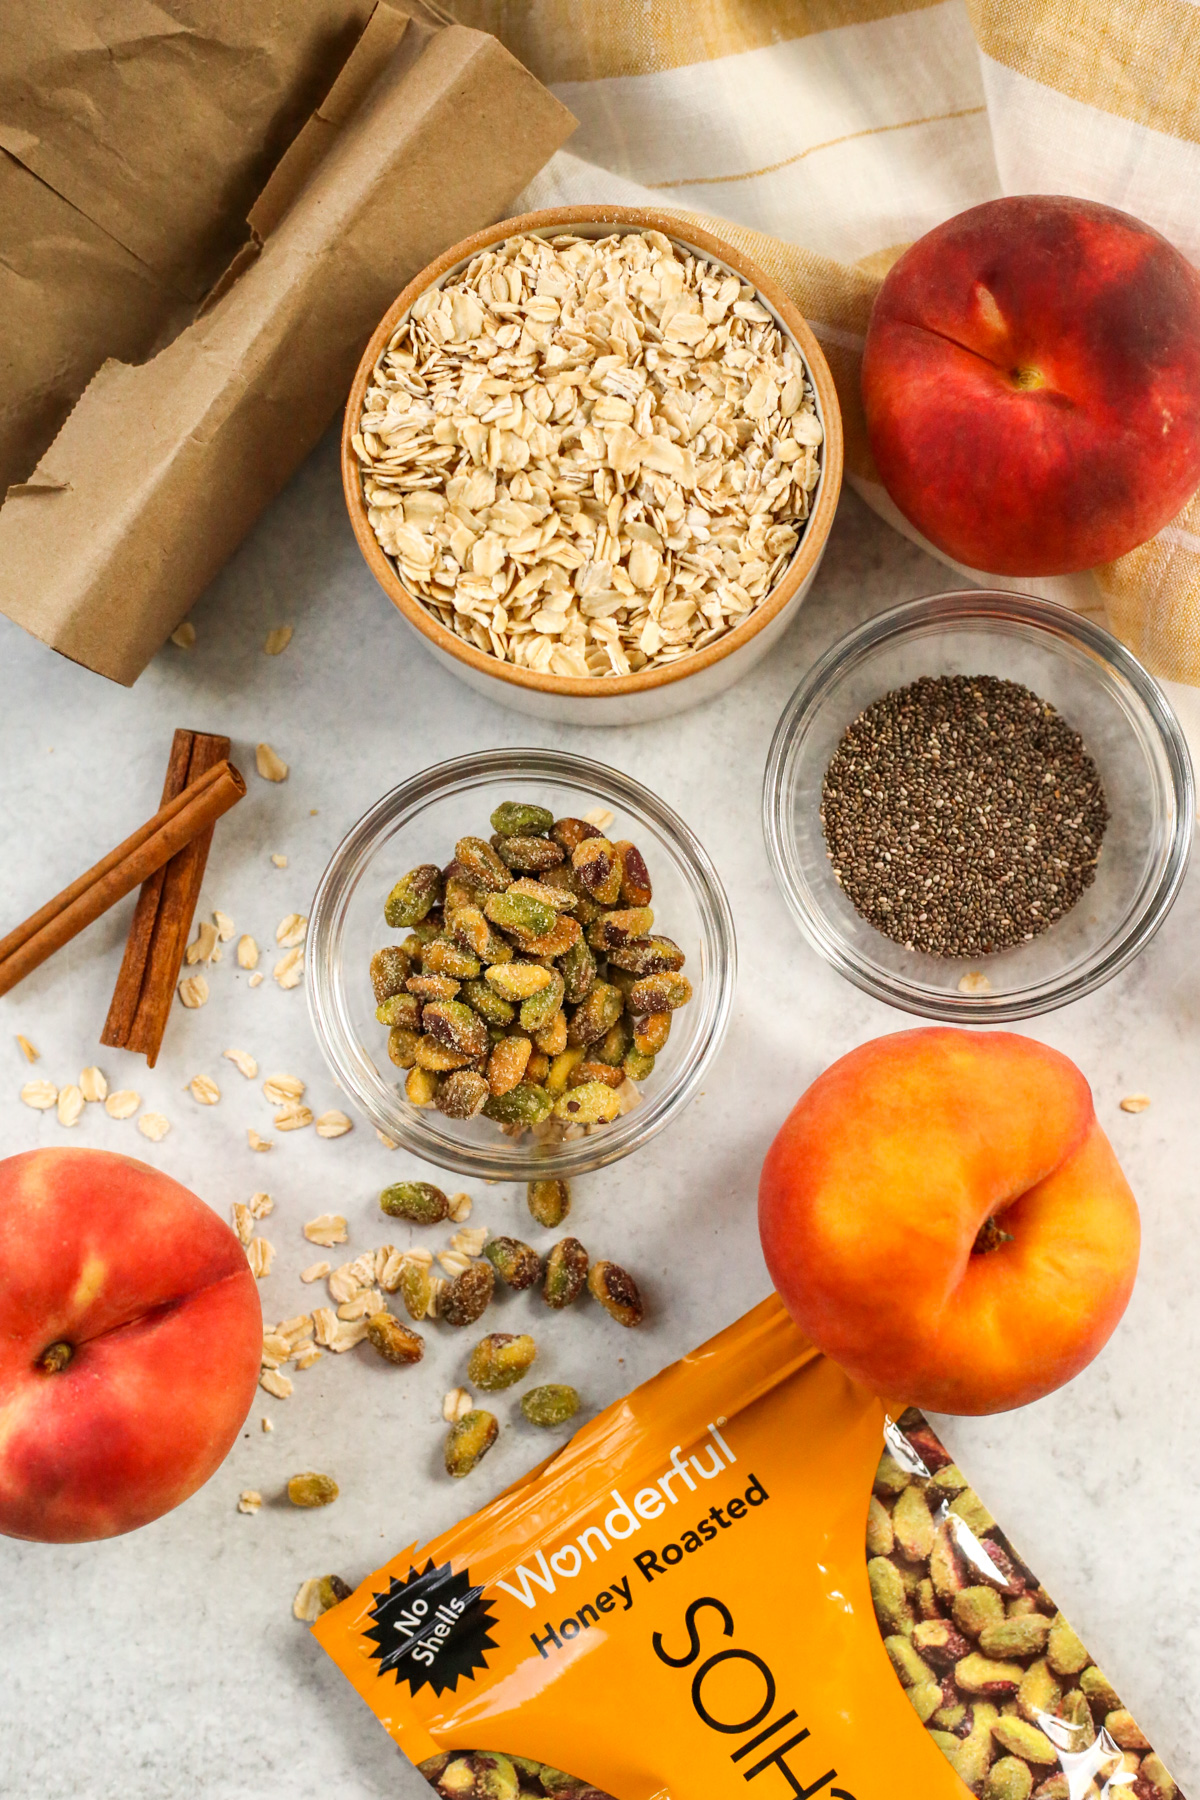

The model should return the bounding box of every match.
[482,1083,553,1127]
[628,971,693,1014]
[522,1385,581,1428]
[483,1235,542,1289]
[380,1181,450,1224]
[467,1332,537,1391]
[553,1080,623,1124]
[398,1258,436,1321]
[486,1035,532,1096]
[445,1409,498,1478]
[527,1178,570,1228]
[288,1471,339,1508]
[439,1261,495,1327]
[587,1260,644,1326]
[455,835,511,892]
[366,1312,425,1365]
[384,864,442,928]
[543,1237,589,1308]
[436,1068,490,1119]
[371,943,411,1001]
[485,961,552,1000]
[491,801,554,838]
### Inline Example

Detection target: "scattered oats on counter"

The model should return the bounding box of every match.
[271,853,288,868]
[246,1238,275,1278]
[304,1213,349,1247]
[264,626,294,655]
[260,1368,293,1400]
[376,1129,398,1150]
[56,1085,84,1127]
[447,1191,473,1222]
[213,909,236,941]
[275,1101,313,1131]
[178,973,209,1009]
[261,1417,273,1432]
[236,934,259,969]
[224,1047,258,1079]
[274,947,304,990]
[189,1074,220,1105]
[1120,1094,1151,1113]
[315,1110,353,1138]
[248,972,265,988]
[263,1073,305,1104]
[21,1079,58,1110]
[248,1191,274,1219]
[170,621,196,649]
[137,1112,171,1141]
[301,1260,331,1282]
[79,1065,107,1102]
[247,1129,273,1152]
[16,1035,40,1063]
[353,229,824,677]
[104,1089,140,1119]
[256,743,289,782]
[237,1489,263,1514]
[276,913,308,948]
[186,920,219,964]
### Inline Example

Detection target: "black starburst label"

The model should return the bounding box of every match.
[362,1559,499,1697]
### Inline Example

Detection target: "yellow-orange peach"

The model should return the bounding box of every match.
[758,1029,1140,1414]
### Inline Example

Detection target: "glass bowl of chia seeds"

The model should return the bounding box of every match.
[308,748,736,1178]
[762,590,1194,1020]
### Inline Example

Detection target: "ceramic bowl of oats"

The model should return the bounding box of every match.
[342,206,843,725]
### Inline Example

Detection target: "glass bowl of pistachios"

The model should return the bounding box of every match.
[308,748,736,1178]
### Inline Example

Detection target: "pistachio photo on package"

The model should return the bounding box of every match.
[314,1298,1180,1800]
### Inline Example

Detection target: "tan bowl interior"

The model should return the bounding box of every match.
[341,205,845,702]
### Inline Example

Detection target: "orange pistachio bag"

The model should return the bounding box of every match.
[315,1297,1180,1800]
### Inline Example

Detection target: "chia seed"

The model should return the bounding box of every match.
[820,674,1109,956]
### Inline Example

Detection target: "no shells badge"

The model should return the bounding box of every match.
[363,1559,498,1696]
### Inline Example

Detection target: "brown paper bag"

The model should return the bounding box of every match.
[0,1,574,685]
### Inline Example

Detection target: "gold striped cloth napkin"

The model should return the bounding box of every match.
[452,0,1200,735]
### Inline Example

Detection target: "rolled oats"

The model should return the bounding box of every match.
[276,913,308,948]
[304,1213,348,1247]
[104,1088,140,1119]
[256,742,289,782]
[274,1101,314,1131]
[315,1109,353,1138]
[264,626,294,655]
[450,1225,490,1258]
[293,1345,323,1370]
[249,1191,273,1219]
[178,973,209,1009]
[263,1073,305,1104]
[213,909,236,941]
[247,1128,273,1152]
[246,1237,275,1278]
[79,1066,107,1102]
[274,947,304,990]
[354,230,823,679]
[1120,1094,1151,1114]
[443,1387,473,1423]
[260,1368,293,1399]
[189,1074,220,1105]
[301,1260,332,1282]
[232,1203,255,1245]
[16,1035,39,1063]
[137,1112,171,1141]
[186,920,219,965]
[271,853,288,868]
[237,1489,263,1514]
[237,935,260,969]
[446,1191,473,1223]
[224,1047,258,1079]
[21,1078,58,1110]
[248,971,265,988]
[56,1084,85,1127]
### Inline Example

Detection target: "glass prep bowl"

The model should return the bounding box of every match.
[762,590,1194,1021]
[308,748,736,1178]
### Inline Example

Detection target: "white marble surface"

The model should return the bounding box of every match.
[0,431,1196,1799]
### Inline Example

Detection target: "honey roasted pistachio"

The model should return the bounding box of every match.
[483,1235,542,1289]
[528,1178,570,1228]
[439,1262,496,1327]
[467,1332,537,1391]
[380,1181,450,1225]
[287,1471,339,1508]
[372,805,692,1133]
[521,1384,580,1427]
[586,1259,643,1326]
[444,1410,498,1479]
[366,1312,425,1365]
[543,1237,588,1308]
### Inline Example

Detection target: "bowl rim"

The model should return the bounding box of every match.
[306,745,738,1178]
[341,204,844,700]
[762,588,1196,1022]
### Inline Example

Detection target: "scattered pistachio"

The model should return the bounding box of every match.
[381,1181,449,1225]
[292,1574,351,1622]
[287,1471,339,1508]
[521,1385,580,1428]
[366,1312,424,1365]
[468,1332,536,1391]
[527,1178,571,1228]
[587,1259,643,1327]
[483,1235,541,1290]
[444,1409,498,1479]
[439,1262,495,1327]
[543,1237,588,1309]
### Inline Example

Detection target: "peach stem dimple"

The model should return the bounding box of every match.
[39,1341,74,1374]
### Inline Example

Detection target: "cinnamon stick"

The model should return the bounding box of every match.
[102,730,234,1066]
[0,754,244,1001]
